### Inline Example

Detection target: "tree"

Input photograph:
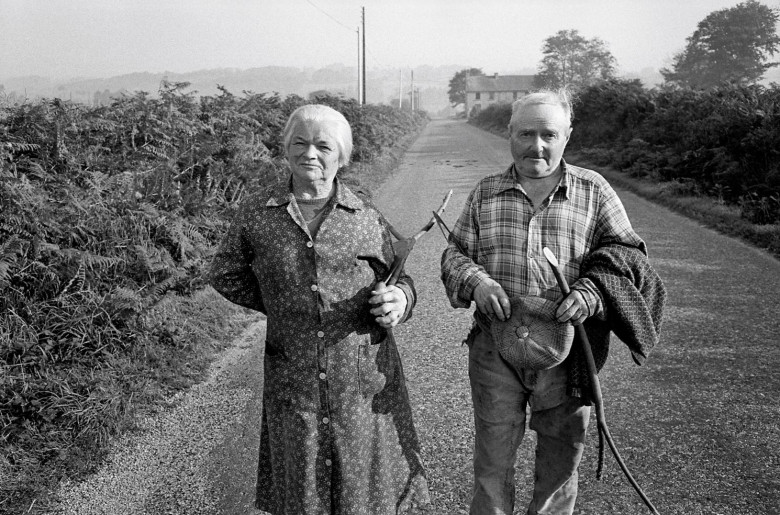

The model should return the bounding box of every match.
[661,0,780,89]
[448,68,483,107]
[535,30,616,90]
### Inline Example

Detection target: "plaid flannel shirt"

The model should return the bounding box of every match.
[440,160,645,328]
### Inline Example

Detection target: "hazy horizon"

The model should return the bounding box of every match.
[3,0,773,83]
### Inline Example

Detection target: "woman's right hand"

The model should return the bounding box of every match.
[369,281,407,329]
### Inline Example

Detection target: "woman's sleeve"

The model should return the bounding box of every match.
[208,210,266,313]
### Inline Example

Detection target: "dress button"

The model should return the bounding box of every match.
[311,284,318,291]
[317,331,325,338]
[319,372,327,380]
[306,241,313,248]
[322,417,329,424]
[325,459,332,466]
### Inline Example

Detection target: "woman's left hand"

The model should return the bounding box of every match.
[369,281,408,329]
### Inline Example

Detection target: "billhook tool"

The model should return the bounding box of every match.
[431,210,465,254]
[384,190,453,286]
[543,247,660,515]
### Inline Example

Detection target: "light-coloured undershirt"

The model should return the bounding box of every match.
[296,196,331,239]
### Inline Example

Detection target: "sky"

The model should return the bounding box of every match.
[1,0,775,80]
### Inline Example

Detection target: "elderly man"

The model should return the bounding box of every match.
[441,89,658,514]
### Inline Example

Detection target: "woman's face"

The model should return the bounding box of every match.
[287,119,342,191]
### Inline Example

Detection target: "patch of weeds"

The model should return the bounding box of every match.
[658,178,701,198]
[0,287,256,515]
[740,192,780,225]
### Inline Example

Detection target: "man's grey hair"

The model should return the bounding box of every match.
[508,88,574,130]
[282,104,354,167]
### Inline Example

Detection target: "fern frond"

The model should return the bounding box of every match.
[1,217,34,240]
[59,249,123,271]
[108,286,144,314]
[151,275,178,299]
[25,259,59,282]
[84,171,109,193]
[2,141,41,154]
[59,260,86,296]
[181,222,204,242]
[0,235,25,285]
[105,170,135,191]
[133,244,174,275]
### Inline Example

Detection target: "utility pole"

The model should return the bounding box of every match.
[465,69,470,116]
[398,70,402,109]
[356,27,361,103]
[361,6,366,105]
[410,70,414,111]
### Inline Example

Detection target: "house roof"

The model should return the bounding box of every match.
[466,74,536,92]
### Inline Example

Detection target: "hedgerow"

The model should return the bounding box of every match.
[0,82,427,512]
[572,80,780,225]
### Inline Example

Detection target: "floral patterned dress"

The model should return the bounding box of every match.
[209,177,430,514]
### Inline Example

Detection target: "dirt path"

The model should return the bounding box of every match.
[53,119,780,514]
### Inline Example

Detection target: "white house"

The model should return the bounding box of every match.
[465,74,536,118]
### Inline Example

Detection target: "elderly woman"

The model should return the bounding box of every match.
[209,104,429,514]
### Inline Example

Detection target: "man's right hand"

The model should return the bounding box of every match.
[473,278,511,321]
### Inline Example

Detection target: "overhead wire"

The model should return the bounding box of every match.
[302,0,390,70]
[300,0,451,104]
[304,0,355,33]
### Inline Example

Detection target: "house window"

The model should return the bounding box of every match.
[513,91,518,100]
[475,92,481,100]
[489,92,495,100]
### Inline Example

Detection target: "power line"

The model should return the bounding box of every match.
[302,1,387,73]
[304,0,354,33]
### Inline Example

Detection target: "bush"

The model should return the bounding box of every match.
[740,192,780,224]
[468,103,511,135]
[569,78,655,148]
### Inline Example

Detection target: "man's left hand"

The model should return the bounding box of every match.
[369,281,407,329]
[555,290,589,326]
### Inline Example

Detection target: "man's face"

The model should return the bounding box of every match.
[509,103,572,179]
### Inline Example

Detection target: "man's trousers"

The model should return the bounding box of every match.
[468,327,590,515]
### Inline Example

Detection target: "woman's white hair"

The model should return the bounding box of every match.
[282,104,354,167]
[508,88,574,131]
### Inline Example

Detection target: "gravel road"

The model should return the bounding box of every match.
[51,119,780,514]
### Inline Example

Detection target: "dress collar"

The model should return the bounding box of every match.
[265,175,365,211]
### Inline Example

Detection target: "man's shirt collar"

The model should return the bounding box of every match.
[490,159,571,200]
